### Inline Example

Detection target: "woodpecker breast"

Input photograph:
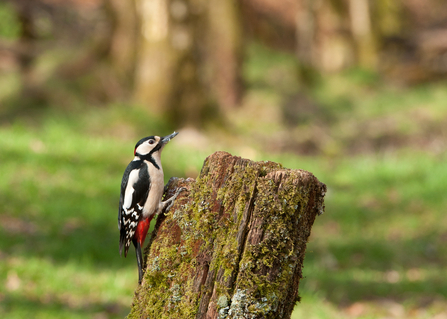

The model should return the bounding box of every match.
[142,154,164,218]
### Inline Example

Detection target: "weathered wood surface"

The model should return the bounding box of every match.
[129,151,326,319]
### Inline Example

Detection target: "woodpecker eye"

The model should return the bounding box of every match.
[148,139,155,145]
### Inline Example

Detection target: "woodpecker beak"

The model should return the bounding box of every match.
[161,131,179,144]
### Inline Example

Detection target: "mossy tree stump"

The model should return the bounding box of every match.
[128,151,326,318]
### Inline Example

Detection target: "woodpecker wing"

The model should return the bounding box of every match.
[119,160,151,257]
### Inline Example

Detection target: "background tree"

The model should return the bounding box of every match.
[2,0,447,123]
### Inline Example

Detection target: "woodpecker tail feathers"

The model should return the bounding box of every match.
[119,230,129,257]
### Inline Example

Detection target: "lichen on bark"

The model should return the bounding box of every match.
[128,151,326,319]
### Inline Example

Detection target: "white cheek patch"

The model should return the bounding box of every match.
[136,139,157,155]
[138,144,149,155]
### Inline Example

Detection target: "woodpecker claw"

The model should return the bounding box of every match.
[162,187,187,213]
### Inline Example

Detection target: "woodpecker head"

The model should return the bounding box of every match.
[134,131,179,158]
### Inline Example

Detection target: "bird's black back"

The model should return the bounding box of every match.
[118,160,151,257]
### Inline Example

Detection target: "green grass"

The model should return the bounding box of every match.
[1,107,446,318]
[273,150,447,318]
[0,120,133,318]
[1,40,447,317]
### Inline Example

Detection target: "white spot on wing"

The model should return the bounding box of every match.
[124,208,134,215]
[124,169,140,209]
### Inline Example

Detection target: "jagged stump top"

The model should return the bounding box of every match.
[129,151,326,319]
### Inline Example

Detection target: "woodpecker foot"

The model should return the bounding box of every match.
[161,187,186,214]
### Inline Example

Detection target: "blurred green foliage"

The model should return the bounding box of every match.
[0,3,20,39]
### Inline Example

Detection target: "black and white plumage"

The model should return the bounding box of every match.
[119,159,150,255]
[118,132,184,284]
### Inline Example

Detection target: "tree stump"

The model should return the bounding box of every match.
[128,151,326,318]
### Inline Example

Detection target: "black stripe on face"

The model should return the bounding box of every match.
[147,155,160,170]
[149,140,163,156]
[139,141,162,169]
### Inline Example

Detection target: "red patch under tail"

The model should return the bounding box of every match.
[135,216,153,246]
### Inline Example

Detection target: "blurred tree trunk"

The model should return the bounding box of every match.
[133,0,175,113]
[14,1,43,103]
[296,0,314,68]
[105,0,139,90]
[132,0,244,126]
[129,151,326,318]
[132,0,211,126]
[296,0,355,75]
[205,0,244,110]
[16,3,35,74]
[349,0,377,69]
[295,0,319,87]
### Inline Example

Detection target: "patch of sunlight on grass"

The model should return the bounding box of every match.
[0,256,134,318]
[291,292,345,319]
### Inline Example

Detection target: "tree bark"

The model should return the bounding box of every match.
[129,151,326,319]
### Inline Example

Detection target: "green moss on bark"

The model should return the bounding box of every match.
[128,152,326,319]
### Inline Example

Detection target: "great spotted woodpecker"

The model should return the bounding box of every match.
[119,132,184,284]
